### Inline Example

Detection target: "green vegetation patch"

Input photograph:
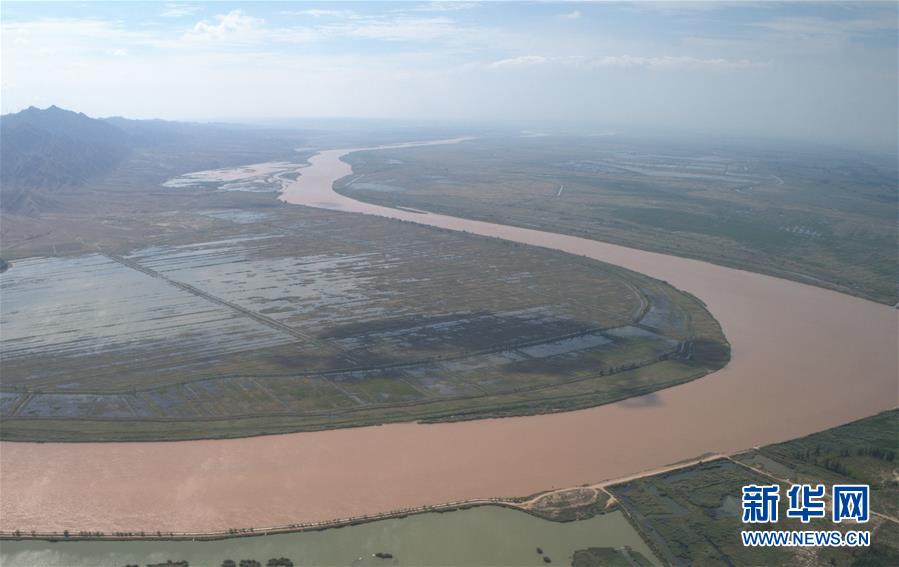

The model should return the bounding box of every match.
[733,409,899,519]
[526,488,615,522]
[607,410,899,566]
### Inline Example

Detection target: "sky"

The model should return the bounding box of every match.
[2,1,897,151]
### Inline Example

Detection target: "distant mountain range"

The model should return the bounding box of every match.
[0,106,305,215]
[0,106,461,216]
[0,106,131,211]
[0,106,172,213]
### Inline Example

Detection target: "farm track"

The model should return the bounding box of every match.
[104,253,357,363]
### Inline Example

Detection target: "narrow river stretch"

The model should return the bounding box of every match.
[0,139,896,534]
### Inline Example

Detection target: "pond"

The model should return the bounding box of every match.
[0,507,658,567]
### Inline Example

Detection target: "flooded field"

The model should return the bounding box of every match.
[0,254,296,390]
[0,507,658,567]
[0,139,894,535]
[0,165,724,438]
[163,162,302,193]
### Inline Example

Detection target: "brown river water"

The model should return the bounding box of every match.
[1,139,896,534]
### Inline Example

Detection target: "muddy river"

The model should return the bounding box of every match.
[0,139,895,534]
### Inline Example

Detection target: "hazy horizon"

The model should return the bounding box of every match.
[2,1,897,152]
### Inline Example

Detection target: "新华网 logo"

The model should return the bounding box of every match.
[740,484,871,547]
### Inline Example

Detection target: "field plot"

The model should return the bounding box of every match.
[338,136,898,304]
[1,254,302,391]
[608,410,899,566]
[1,171,728,441]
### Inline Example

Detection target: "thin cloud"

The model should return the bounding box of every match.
[160,4,201,18]
[180,10,478,46]
[331,16,461,42]
[626,1,760,15]
[572,54,765,69]
[490,55,547,68]
[414,2,480,12]
[281,9,359,19]
[558,11,581,20]
[2,18,158,48]
[489,54,765,70]
[188,10,264,42]
[754,15,898,38]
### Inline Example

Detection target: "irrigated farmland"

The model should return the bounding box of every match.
[0,180,728,440]
[607,410,899,566]
[338,136,898,304]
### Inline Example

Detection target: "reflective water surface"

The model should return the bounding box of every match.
[0,507,658,567]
